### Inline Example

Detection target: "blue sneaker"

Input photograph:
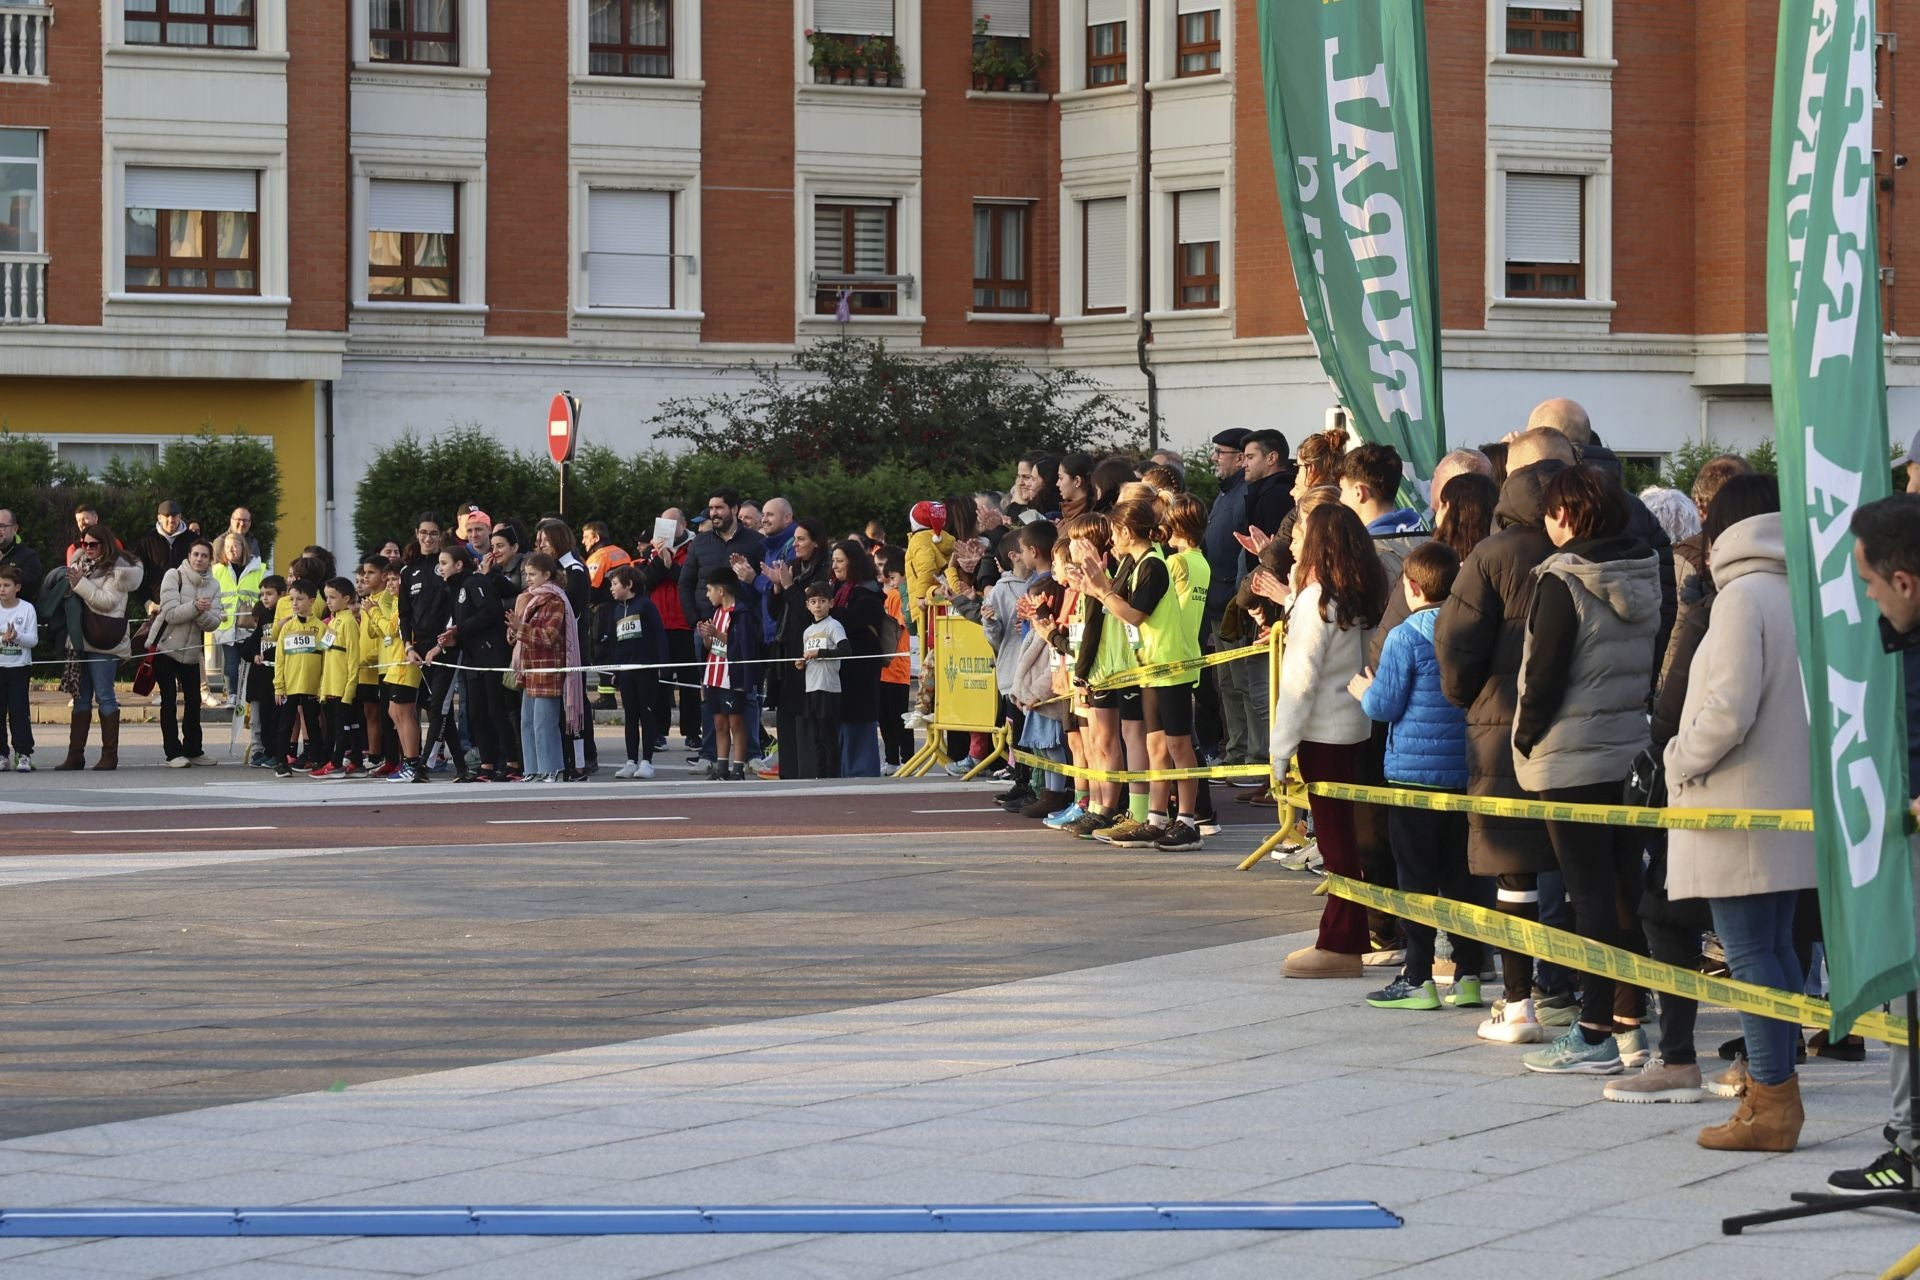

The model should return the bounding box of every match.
[1614,1026,1651,1068]
[1043,802,1084,829]
[1523,1025,1624,1075]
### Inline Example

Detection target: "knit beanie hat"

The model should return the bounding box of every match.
[910,501,947,535]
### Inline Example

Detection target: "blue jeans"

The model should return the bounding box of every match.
[1710,891,1804,1086]
[73,652,119,717]
[519,695,563,777]
[839,721,880,777]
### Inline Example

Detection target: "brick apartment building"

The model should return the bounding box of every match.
[0,0,1914,552]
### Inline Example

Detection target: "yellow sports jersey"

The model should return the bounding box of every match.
[370,591,422,690]
[320,611,360,701]
[274,615,326,697]
[356,592,388,689]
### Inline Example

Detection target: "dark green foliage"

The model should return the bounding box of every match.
[1659,438,1780,496]
[0,428,280,563]
[647,336,1143,479]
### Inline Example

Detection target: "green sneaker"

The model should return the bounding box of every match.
[1523,1025,1624,1075]
[1444,976,1484,1008]
[1065,811,1110,839]
[1366,977,1440,1010]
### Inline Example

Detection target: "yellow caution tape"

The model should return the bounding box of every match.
[1086,640,1272,692]
[1320,873,1907,1045]
[1009,748,1270,784]
[1306,781,1814,833]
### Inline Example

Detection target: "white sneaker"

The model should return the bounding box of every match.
[1477,997,1545,1044]
[0,753,11,771]
[633,760,655,779]
[166,757,190,769]
[614,761,639,779]
[188,756,216,767]
[1273,841,1321,871]
[880,763,899,777]
[13,754,30,773]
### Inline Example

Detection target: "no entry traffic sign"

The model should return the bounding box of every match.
[547,392,581,465]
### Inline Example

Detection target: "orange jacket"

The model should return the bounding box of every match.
[882,583,910,684]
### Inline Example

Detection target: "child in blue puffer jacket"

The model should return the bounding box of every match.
[1349,541,1486,1012]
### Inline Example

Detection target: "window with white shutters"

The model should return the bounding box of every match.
[1175,0,1219,76]
[367,179,457,301]
[1082,197,1127,315]
[1506,0,1582,56]
[814,199,897,316]
[586,189,672,309]
[1086,0,1126,86]
[1174,189,1220,309]
[124,166,260,296]
[1504,172,1583,298]
[972,0,1028,37]
[814,0,892,35]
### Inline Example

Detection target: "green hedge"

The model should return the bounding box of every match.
[0,429,281,565]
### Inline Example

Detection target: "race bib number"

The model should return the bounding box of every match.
[709,640,728,659]
[616,616,645,641]
[1067,622,1085,649]
[805,635,831,655]
[283,634,317,655]
[0,647,20,658]
[1124,623,1142,647]
[319,633,337,650]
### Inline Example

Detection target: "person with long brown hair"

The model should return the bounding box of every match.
[1057,512,1132,836]
[1266,501,1387,978]
[1434,472,1499,563]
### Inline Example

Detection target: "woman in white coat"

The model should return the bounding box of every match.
[151,538,224,767]
[1664,475,1813,1153]
[1258,489,1388,979]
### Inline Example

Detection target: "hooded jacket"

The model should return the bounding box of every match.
[1361,606,1467,789]
[982,567,1034,694]
[151,562,222,667]
[1664,513,1815,900]
[904,527,954,622]
[1431,460,1564,875]
[72,558,145,658]
[1512,534,1660,791]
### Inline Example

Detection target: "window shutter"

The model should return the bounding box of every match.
[1506,0,1580,8]
[1176,189,1221,244]
[1175,0,1219,13]
[1084,197,1127,312]
[125,167,257,213]
[973,0,1030,36]
[587,189,672,309]
[367,180,456,235]
[815,0,894,35]
[1087,0,1127,26]
[814,208,846,273]
[851,207,890,273]
[1504,173,1582,264]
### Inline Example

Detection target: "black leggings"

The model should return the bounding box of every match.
[1543,781,1648,1028]
[423,665,465,762]
[1495,871,1540,1005]
[619,669,660,763]
[879,681,912,765]
[464,671,508,773]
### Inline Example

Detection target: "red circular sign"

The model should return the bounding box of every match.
[547,392,577,465]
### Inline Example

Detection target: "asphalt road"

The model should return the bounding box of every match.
[0,777,1319,1140]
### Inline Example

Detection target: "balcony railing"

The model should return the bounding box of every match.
[1,255,47,324]
[0,4,50,79]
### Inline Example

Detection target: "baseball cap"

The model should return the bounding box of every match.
[458,504,491,535]
[1212,428,1252,450]
[156,499,183,517]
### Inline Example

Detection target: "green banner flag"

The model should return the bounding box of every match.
[1769,0,1919,1034]
[1256,0,1445,486]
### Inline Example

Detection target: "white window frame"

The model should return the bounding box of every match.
[349,159,486,315]
[1059,181,1134,323]
[1485,155,1613,332]
[351,0,488,74]
[1487,0,1614,68]
[795,173,922,336]
[0,127,45,257]
[105,145,289,308]
[573,170,702,319]
[109,0,288,58]
[572,0,701,85]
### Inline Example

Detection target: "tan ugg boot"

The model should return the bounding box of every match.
[93,711,120,771]
[1698,1073,1804,1152]
[1283,946,1364,979]
[54,709,90,770]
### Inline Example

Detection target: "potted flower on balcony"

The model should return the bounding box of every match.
[805,29,833,83]
[971,15,997,91]
[1021,47,1046,93]
[872,40,898,87]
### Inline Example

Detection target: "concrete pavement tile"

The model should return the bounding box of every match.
[660,1251,900,1280]
[1246,1160,1484,1207]
[35,1143,281,1184]
[1011,1228,1273,1270]
[0,1169,167,1206]
[858,1116,1078,1153]
[187,1261,416,1280]
[501,1233,817,1278]
[222,1120,483,1157]
[140,1169,396,1207]
[544,1097,783,1134]
[755,1093,988,1131]
[1369,1245,1624,1279]
[274,1235,559,1276]
[687,1136,948,1183]
[834,1163,1054,1202]
[1149,1245,1400,1280]
[891,1245,1150,1280]
[433,1117,662,1155]
[318,1168,613,1205]
[280,1142,524,1185]
[1382,1134,1590,1181]
[18,1236,342,1277]
[956,1138,1195,1179]
[1017,1163,1278,1201]
[755,1230,1041,1268]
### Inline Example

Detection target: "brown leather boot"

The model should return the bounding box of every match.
[53,709,90,770]
[1698,1073,1804,1152]
[93,711,120,771]
[1022,790,1069,820]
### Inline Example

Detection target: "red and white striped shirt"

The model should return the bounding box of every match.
[701,606,732,689]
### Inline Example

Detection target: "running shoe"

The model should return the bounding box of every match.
[1614,1026,1652,1069]
[1155,821,1204,852]
[1366,978,1441,1010]
[1827,1142,1917,1195]
[1064,811,1109,839]
[369,761,399,779]
[615,761,639,779]
[386,764,417,783]
[1095,818,1161,849]
[634,761,655,779]
[13,754,30,773]
[1534,992,1580,1027]
[1444,976,1484,1009]
[1522,1026,1624,1075]
[944,757,978,777]
[1476,997,1544,1044]
[1043,802,1084,829]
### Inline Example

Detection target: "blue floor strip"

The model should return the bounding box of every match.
[0,1202,1402,1238]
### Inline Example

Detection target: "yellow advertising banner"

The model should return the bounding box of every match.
[934,616,1000,732]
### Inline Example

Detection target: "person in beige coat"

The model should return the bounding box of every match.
[151,539,223,767]
[1664,484,1814,1154]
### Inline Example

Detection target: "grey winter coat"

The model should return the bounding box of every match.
[151,564,223,667]
[1512,539,1661,791]
[1432,461,1565,876]
[1664,514,1816,900]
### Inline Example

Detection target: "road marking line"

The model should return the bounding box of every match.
[910,809,1006,815]
[70,825,279,835]
[484,816,692,826]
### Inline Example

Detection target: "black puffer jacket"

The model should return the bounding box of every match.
[1581,438,1678,670]
[1432,460,1564,876]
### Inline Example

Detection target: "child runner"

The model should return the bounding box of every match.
[312,577,363,778]
[874,545,914,774]
[605,564,666,779]
[372,560,425,781]
[0,565,36,770]
[239,576,283,768]
[272,580,326,778]
[799,579,849,775]
[699,565,758,780]
[354,555,392,775]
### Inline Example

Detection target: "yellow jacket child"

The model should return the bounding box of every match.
[275,611,326,698]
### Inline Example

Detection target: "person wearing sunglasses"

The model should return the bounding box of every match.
[55,526,144,771]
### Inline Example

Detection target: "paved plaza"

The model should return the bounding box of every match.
[0,761,1913,1277]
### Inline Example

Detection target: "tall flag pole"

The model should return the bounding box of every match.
[1769,0,1918,1034]
[1255,0,1446,492]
